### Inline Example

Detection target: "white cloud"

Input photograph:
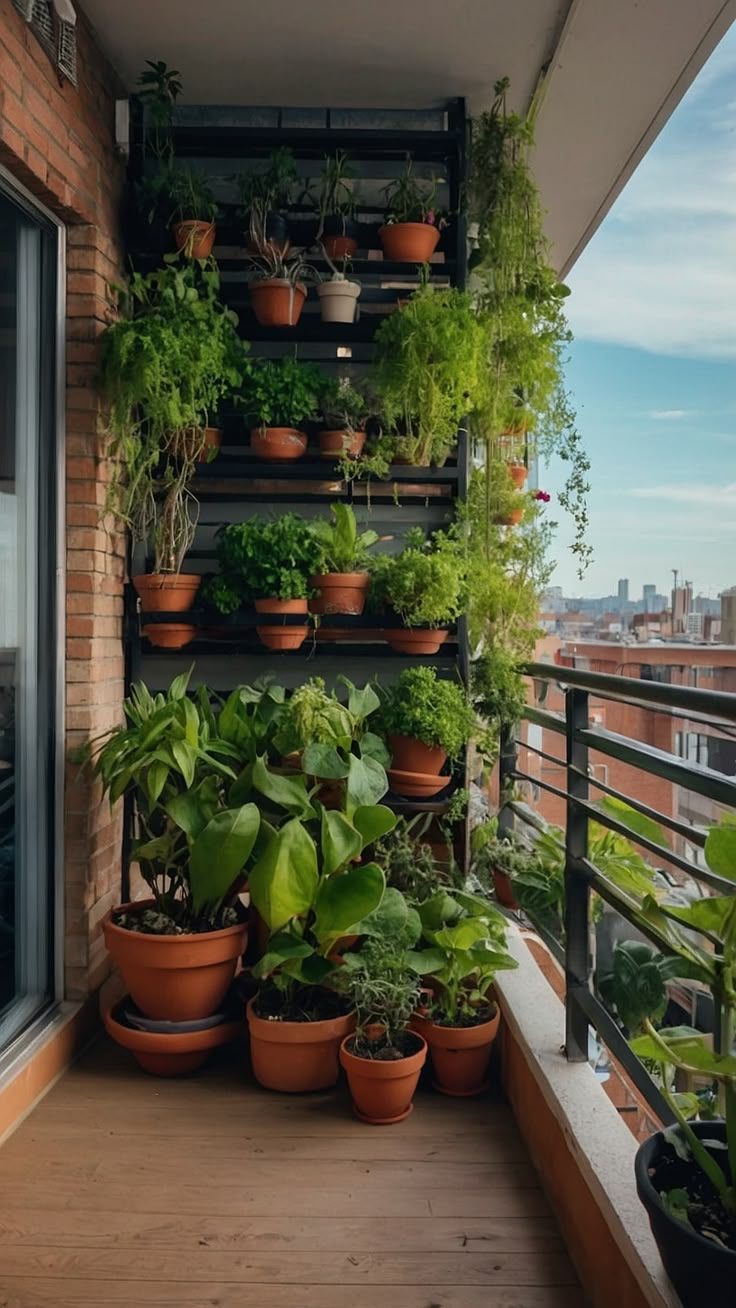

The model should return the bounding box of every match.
[629,482,736,507]
[648,409,693,420]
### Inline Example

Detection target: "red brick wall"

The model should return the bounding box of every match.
[0,0,127,1001]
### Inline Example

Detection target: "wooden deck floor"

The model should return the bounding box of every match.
[0,1037,587,1308]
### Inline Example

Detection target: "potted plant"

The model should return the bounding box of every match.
[373,527,467,654]
[373,278,485,466]
[411,888,517,1095]
[313,149,361,257]
[309,504,379,615]
[135,466,201,649]
[380,666,474,797]
[238,357,325,461]
[469,826,532,911]
[316,254,361,324]
[338,934,427,1123]
[378,159,445,262]
[318,376,370,459]
[202,515,324,651]
[238,146,298,255]
[246,242,315,328]
[80,672,261,1057]
[166,163,218,258]
[489,459,528,526]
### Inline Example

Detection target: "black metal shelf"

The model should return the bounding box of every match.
[138,609,458,631]
[192,457,459,483]
[139,637,459,659]
[168,125,463,162]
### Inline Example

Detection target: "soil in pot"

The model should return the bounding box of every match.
[310,572,370,616]
[247,991,355,1092]
[104,998,241,1077]
[143,623,197,650]
[378,223,440,263]
[340,1030,427,1124]
[254,598,310,651]
[250,278,306,327]
[385,628,449,656]
[250,426,308,462]
[387,768,450,800]
[132,573,201,613]
[317,280,360,323]
[411,1004,500,1096]
[635,1122,736,1308]
[388,733,447,775]
[319,429,366,460]
[172,220,216,259]
[103,900,248,1022]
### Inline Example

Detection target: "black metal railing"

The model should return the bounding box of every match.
[498,660,736,1123]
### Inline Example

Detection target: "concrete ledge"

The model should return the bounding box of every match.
[495,927,682,1308]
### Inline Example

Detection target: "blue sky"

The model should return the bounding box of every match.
[545,25,736,600]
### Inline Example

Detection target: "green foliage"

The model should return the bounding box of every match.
[471,646,528,743]
[382,159,439,225]
[237,147,298,214]
[380,667,474,760]
[415,888,517,1023]
[273,677,357,756]
[309,504,379,573]
[487,459,528,521]
[314,150,358,222]
[165,163,218,225]
[205,514,323,607]
[375,528,467,628]
[338,933,423,1048]
[135,60,182,224]
[238,357,326,429]
[374,815,453,903]
[321,376,371,432]
[373,279,485,466]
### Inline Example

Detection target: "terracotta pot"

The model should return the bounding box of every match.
[247,997,355,1092]
[507,462,528,489]
[132,573,201,613]
[250,426,308,462]
[493,868,519,911]
[388,733,447,776]
[104,1000,241,1077]
[411,1007,500,1096]
[387,767,450,799]
[495,507,524,527]
[378,223,440,263]
[310,572,370,616]
[319,429,366,460]
[322,234,358,259]
[172,220,216,259]
[254,597,309,651]
[340,1032,427,1124]
[385,628,449,655]
[317,280,361,323]
[250,278,306,326]
[143,623,197,650]
[173,426,222,463]
[103,901,248,1022]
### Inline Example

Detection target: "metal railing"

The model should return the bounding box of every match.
[498,660,736,1123]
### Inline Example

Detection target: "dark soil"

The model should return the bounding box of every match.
[114,905,241,936]
[347,1030,424,1061]
[651,1145,736,1252]
[253,986,352,1024]
[432,1002,497,1029]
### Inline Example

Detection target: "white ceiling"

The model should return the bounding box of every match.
[83,0,736,271]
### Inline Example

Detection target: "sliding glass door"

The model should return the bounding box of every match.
[0,177,60,1050]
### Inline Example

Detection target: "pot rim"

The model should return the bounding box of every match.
[250,277,307,294]
[378,221,439,233]
[339,1031,427,1077]
[103,899,247,947]
[254,597,309,613]
[132,573,201,589]
[173,218,215,232]
[310,571,370,585]
[316,281,361,296]
[246,996,355,1042]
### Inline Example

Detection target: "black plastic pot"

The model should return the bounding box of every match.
[247,209,290,252]
[635,1121,735,1308]
[322,214,360,240]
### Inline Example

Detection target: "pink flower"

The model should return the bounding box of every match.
[425,210,436,226]
[535,490,551,503]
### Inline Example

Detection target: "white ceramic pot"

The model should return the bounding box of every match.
[317,280,361,323]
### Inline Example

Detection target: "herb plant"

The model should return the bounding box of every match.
[166,164,217,225]
[376,528,467,628]
[315,150,358,225]
[339,935,423,1054]
[238,147,298,216]
[310,504,379,574]
[380,667,474,760]
[238,358,326,430]
[203,514,324,610]
[382,159,441,225]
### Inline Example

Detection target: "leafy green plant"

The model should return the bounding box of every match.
[338,933,423,1053]
[374,528,467,628]
[471,645,528,748]
[321,376,371,433]
[309,504,379,574]
[382,159,440,225]
[165,164,218,225]
[373,278,485,466]
[204,514,323,609]
[238,147,298,216]
[488,459,528,523]
[135,60,182,225]
[416,888,517,1023]
[380,666,474,760]
[314,150,358,225]
[245,242,317,290]
[374,815,451,902]
[237,357,326,430]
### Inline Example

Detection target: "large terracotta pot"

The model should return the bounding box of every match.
[254,597,310,651]
[103,901,248,1022]
[172,220,216,259]
[388,733,447,776]
[340,1032,427,1124]
[310,572,370,616]
[247,997,355,1092]
[250,426,308,462]
[143,623,197,650]
[411,1008,500,1096]
[132,573,201,613]
[493,868,519,911]
[378,223,440,263]
[319,429,367,460]
[495,507,524,527]
[385,628,449,655]
[250,278,306,326]
[104,1001,241,1077]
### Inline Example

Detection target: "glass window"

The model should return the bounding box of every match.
[0,180,59,1049]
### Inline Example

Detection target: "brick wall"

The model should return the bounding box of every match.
[0,0,127,1001]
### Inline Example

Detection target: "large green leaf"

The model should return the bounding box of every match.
[248,818,319,931]
[251,754,316,818]
[338,677,380,723]
[434,918,490,953]
[664,896,736,947]
[320,808,362,876]
[146,760,169,805]
[631,1029,736,1078]
[166,791,207,839]
[168,668,193,700]
[346,753,388,814]
[171,739,196,788]
[252,930,313,979]
[352,804,396,849]
[302,743,350,780]
[313,861,385,947]
[189,803,260,911]
[705,823,736,883]
[354,886,418,942]
[182,697,200,748]
[596,796,668,848]
[360,731,391,766]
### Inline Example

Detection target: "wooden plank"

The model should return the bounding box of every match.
[0,1282,588,1308]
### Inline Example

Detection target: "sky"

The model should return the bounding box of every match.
[544,24,736,601]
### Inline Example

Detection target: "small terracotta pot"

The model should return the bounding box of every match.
[388,733,447,775]
[103,901,248,1022]
[317,280,360,323]
[104,1001,241,1077]
[385,628,449,655]
[143,623,197,650]
[173,426,222,463]
[493,868,519,911]
[250,427,308,462]
[322,234,358,259]
[250,278,306,327]
[496,507,524,527]
[507,462,528,489]
[172,220,216,259]
[411,1008,500,1096]
[378,223,440,263]
[387,767,449,799]
[132,573,201,613]
[247,997,355,1092]
[319,429,366,460]
[254,597,309,651]
[340,1032,427,1124]
[310,572,370,616]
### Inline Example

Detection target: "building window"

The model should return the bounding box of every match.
[0,177,60,1050]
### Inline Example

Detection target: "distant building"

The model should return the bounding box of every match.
[721,587,736,644]
[617,578,629,609]
[642,584,657,613]
[672,584,693,635]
